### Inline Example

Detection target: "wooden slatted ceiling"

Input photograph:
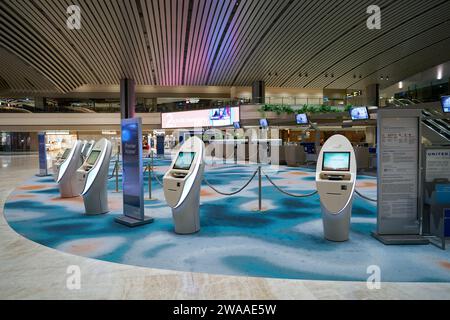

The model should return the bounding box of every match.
[0,0,449,94]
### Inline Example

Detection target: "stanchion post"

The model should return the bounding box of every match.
[148,161,152,199]
[147,150,157,201]
[258,165,262,211]
[115,160,119,192]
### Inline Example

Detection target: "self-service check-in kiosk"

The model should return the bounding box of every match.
[163,136,205,234]
[76,138,112,215]
[56,140,84,198]
[316,135,356,242]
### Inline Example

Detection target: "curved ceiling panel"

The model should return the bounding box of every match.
[0,0,449,94]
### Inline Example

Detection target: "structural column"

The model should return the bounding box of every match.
[120,78,136,119]
[252,81,265,104]
[365,83,380,107]
[34,97,46,112]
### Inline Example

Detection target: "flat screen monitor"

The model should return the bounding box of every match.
[61,148,71,160]
[296,113,309,125]
[173,152,196,171]
[322,152,351,172]
[86,150,101,165]
[350,107,369,120]
[441,95,450,113]
[260,118,269,128]
[233,121,241,129]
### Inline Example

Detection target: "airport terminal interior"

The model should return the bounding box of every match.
[1,0,450,300]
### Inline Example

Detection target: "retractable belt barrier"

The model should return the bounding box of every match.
[354,189,377,202]
[203,169,259,196]
[262,169,318,198]
[107,160,378,206]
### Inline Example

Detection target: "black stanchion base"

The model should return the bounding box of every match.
[35,173,52,177]
[371,232,429,245]
[115,215,154,227]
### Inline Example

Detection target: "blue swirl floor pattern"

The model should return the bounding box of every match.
[4,159,450,282]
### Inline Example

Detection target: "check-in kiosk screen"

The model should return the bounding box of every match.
[61,148,71,160]
[173,152,196,170]
[322,152,350,172]
[86,150,101,165]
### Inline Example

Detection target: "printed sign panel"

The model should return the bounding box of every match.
[377,110,421,235]
[121,118,144,220]
[425,149,450,182]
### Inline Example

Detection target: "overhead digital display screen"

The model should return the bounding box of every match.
[296,113,309,125]
[260,118,269,128]
[162,107,240,129]
[86,150,100,165]
[210,107,231,126]
[350,107,369,120]
[441,95,450,113]
[322,152,351,172]
[173,152,196,171]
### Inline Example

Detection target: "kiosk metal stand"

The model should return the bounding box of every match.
[115,118,154,227]
[163,136,205,234]
[316,134,356,242]
[76,138,112,215]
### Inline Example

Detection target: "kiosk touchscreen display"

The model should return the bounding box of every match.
[61,148,71,160]
[86,150,101,165]
[174,152,196,170]
[322,152,350,172]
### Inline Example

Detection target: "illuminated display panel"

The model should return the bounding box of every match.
[162,107,240,129]
[322,152,351,172]
[441,96,450,113]
[350,107,369,120]
[86,150,101,165]
[296,113,309,125]
[173,152,196,170]
[61,148,71,159]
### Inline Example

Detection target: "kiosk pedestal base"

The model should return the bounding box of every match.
[115,215,154,227]
[322,204,352,242]
[371,232,429,245]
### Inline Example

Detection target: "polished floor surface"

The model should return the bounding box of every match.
[4,157,450,281]
[1,154,450,299]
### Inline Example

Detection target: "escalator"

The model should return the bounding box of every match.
[421,108,450,145]
[387,98,450,144]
